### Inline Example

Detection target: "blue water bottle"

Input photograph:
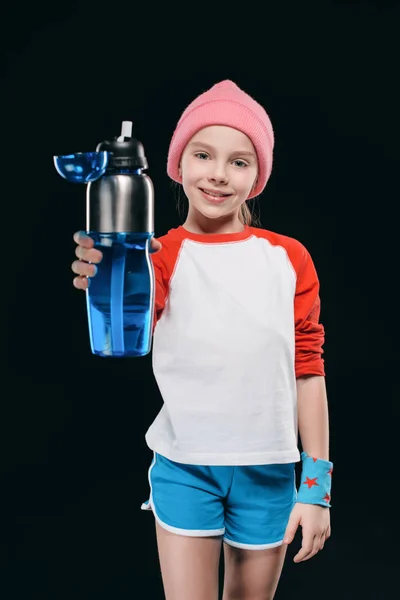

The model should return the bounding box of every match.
[54,121,155,357]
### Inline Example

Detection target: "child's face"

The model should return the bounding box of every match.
[179,125,258,223]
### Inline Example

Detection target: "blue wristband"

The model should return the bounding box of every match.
[297,451,333,508]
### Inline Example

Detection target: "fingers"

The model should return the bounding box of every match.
[283,526,297,545]
[71,260,98,278]
[293,534,315,563]
[75,243,103,264]
[283,508,301,546]
[73,275,90,290]
[71,231,102,292]
[318,526,330,552]
[71,232,162,292]
[294,530,329,563]
[150,238,162,253]
[73,231,161,257]
[73,231,94,248]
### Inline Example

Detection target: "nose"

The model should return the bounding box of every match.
[208,161,228,184]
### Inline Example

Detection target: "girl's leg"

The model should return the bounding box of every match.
[222,542,288,600]
[155,521,223,600]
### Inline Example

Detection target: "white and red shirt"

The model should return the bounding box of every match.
[145,225,325,466]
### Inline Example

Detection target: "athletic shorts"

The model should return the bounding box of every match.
[141,452,297,550]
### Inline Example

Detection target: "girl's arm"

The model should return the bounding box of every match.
[297,374,330,461]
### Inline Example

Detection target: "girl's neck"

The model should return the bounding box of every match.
[183,213,245,236]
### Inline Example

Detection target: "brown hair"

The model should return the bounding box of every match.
[239,199,262,227]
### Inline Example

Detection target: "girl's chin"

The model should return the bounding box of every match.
[195,206,239,221]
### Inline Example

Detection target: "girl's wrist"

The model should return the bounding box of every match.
[296,451,333,508]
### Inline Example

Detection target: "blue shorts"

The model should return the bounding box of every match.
[141,453,297,550]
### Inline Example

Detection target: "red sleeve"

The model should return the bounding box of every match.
[151,253,168,333]
[294,246,325,378]
[150,234,183,334]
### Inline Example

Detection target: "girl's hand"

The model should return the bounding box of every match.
[283,503,331,562]
[71,231,162,290]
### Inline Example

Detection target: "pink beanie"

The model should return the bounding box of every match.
[167,80,275,199]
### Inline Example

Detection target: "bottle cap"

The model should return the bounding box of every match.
[53,151,109,183]
[96,121,148,169]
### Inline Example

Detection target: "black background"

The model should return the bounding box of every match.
[3,1,399,598]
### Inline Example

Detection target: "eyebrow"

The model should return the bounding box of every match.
[188,141,256,158]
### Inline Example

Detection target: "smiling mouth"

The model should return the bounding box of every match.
[199,188,233,200]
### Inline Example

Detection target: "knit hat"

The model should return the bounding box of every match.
[167,80,275,199]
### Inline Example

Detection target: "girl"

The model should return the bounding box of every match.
[71,80,333,600]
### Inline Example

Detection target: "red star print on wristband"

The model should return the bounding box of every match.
[323,493,331,503]
[304,453,318,463]
[328,467,333,476]
[303,476,319,489]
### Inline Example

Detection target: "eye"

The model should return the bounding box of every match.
[233,159,248,168]
[194,152,209,160]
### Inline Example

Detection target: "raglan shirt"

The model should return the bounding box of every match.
[145,225,325,466]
